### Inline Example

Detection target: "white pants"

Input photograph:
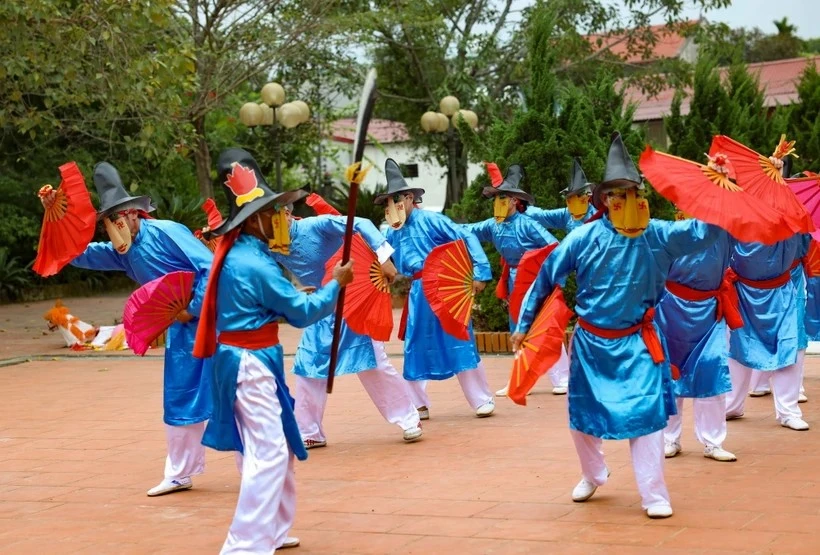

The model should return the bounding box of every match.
[163,422,207,480]
[222,352,296,554]
[750,364,806,396]
[295,341,420,442]
[570,429,670,510]
[664,396,727,449]
[548,345,570,387]
[405,362,493,410]
[726,353,804,422]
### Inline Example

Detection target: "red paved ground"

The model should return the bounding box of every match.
[1,296,819,553]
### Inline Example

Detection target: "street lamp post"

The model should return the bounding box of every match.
[420,96,479,208]
[238,82,311,190]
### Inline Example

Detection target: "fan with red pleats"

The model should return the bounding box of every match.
[508,286,574,406]
[709,135,814,235]
[322,233,393,341]
[805,240,820,278]
[509,243,559,324]
[786,176,820,241]
[124,271,195,356]
[422,239,474,341]
[32,162,96,277]
[639,147,793,244]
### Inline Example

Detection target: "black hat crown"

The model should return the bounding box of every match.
[374,158,425,205]
[592,132,642,209]
[482,164,534,205]
[94,162,153,220]
[561,158,592,197]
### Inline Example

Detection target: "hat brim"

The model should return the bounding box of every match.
[592,178,641,210]
[374,187,425,205]
[97,196,154,220]
[561,185,592,198]
[482,186,534,205]
[212,189,308,237]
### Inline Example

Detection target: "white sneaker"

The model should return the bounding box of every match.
[417,406,429,420]
[799,393,808,403]
[278,537,300,549]
[495,385,509,397]
[725,412,744,421]
[704,445,737,462]
[781,417,810,431]
[304,438,327,449]
[749,389,771,397]
[646,504,674,519]
[403,426,423,442]
[476,401,495,417]
[571,479,598,502]
[146,477,193,497]
[664,442,681,458]
[552,386,568,395]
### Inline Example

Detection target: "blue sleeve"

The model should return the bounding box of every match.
[526,206,568,231]
[152,223,213,318]
[524,217,558,246]
[515,233,577,334]
[462,219,495,243]
[70,242,127,272]
[658,220,722,260]
[313,215,387,252]
[256,260,341,328]
[433,214,492,281]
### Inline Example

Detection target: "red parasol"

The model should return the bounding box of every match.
[508,243,559,324]
[805,239,820,278]
[32,162,96,277]
[123,271,195,356]
[422,239,475,341]
[786,176,820,241]
[709,135,814,235]
[639,146,794,244]
[322,233,393,341]
[508,286,574,406]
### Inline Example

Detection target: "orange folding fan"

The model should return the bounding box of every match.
[639,146,793,244]
[508,286,574,406]
[32,162,96,277]
[422,239,474,341]
[709,135,814,235]
[322,233,393,341]
[509,243,559,324]
[123,271,195,356]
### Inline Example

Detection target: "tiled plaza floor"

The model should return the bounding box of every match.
[1,296,819,553]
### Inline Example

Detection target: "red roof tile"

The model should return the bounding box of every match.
[329,118,410,144]
[587,21,696,63]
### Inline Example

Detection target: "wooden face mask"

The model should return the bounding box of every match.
[268,207,290,255]
[493,195,511,223]
[566,193,590,220]
[104,213,133,254]
[384,194,408,230]
[607,187,649,238]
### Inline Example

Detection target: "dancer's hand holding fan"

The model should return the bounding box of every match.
[422,238,475,341]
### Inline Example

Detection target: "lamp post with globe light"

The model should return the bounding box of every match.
[238,82,311,191]
[420,95,478,208]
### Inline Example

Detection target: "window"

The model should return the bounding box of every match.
[400,163,419,178]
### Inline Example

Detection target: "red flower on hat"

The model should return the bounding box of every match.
[226,163,264,207]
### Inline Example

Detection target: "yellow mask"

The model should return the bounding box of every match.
[104,215,132,254]
[384,195,407,230]
[493,195,511,223]
[566,194,590,220]
[268,208,291,255]
[607,188,650,238]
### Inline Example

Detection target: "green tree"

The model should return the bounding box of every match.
[747,17,804,62]
[788,64,820,173]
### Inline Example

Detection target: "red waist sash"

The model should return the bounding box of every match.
[725,258,800,290]
[218,322,280,350]
[495,258,517,300]
[577,308,665,365]
[398,271,423,341]
[665,279,744,330]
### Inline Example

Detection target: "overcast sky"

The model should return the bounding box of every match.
[651,0,816,38]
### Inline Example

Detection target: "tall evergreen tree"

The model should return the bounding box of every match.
[788,65,820,173]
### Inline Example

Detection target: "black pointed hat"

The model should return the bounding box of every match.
[560,158,593,198]
[94,162,154,220]
[592,132,643,209]
[210,148,307,236]
[374,159,425,205]
[781,156,793,178]
[481,164,534,205]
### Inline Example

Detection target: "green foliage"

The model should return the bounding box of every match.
[0,248,31,302]
[788,65,820,173]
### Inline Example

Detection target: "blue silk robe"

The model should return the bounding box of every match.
[202,234,340,460]
[271,216,388,379]
[526,204,596,232]
[655,230,733,398]
[729,236,807,371]
[72,219,213,426]
[806,274,820,341]
[791,234,810,351]
[516,217,721,439]
[386,209,492,380]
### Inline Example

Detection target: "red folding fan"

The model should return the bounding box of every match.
[508,286,574,406]
[509,243,559,324]
[422,239,474,341]
[786,176,820,241]
[123,271,195,356]
[32,162,96,277]
[709,135,814,235]
[322,233,393,341]
[639,146,793,245]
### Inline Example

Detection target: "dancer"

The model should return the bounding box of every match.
[462,162,568,396]
[525,158,596,232]
[377,158,495,419]
[42,162,213,497]
[193,148,354,553]
[512,133,723,518]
